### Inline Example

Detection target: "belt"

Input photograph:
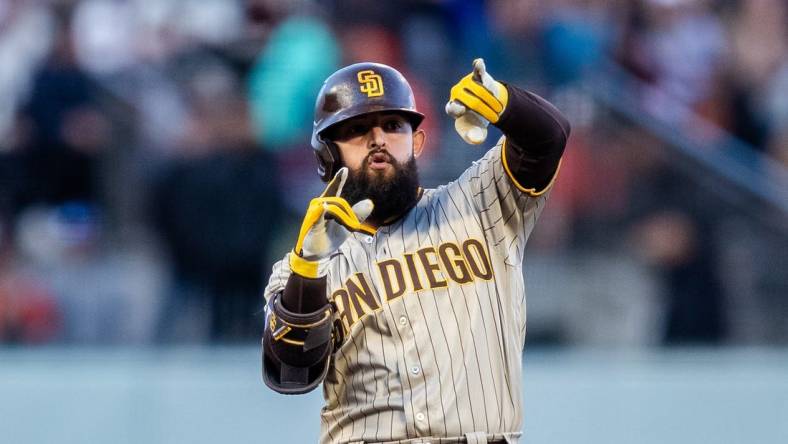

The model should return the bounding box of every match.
[464,431,508,443]
[349,432,516,443]
[349,440,507,444]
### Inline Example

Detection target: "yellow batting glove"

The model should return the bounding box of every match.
[446,58,509,144]
[290,167,374,278]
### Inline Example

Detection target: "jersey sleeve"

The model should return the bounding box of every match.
[263,253,293,303]
[448,137,557,266]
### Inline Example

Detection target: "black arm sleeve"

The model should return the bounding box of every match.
[262,274,335,395]
[494,84,571,192]
[281,273,327,313]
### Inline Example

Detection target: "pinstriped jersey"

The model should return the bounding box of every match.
[264,137,552,444]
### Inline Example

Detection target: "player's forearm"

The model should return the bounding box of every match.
[261,274,335,394]
[282,273,327,313]
[265,273,330,362]
[495,84,570,191]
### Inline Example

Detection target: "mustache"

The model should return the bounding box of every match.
[364,149,394,165]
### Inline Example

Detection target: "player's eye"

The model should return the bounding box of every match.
[383,119,404,132]
[347,124,368,136]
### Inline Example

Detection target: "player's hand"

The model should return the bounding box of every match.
[445,58,509,145]
[290,167,374,278]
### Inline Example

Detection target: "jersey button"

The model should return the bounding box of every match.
[410,366,420,375]
[415,412,425,421]
[364,236,373,244]
[398,316,408,326]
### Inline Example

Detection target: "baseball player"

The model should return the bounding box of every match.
[262,59,569,444]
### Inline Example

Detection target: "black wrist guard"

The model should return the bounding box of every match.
[267,292,334,353]
[262,292,339,394]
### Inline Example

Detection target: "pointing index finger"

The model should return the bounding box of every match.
[321,167,348,197]
[472,58,486,83]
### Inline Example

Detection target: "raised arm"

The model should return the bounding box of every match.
[446,58,570,195]
[444,59,571,266]
[496,84,570,195]
[262,168,373,394]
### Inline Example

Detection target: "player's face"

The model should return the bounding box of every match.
[327,112,425,225]
[328,112,425,181]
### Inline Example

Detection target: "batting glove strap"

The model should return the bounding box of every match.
[289,251,321,279]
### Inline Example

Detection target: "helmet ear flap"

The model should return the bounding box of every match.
[315,138,341,182]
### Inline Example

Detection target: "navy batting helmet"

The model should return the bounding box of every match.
[311,62,424,182]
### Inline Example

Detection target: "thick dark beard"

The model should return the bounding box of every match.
[342,154,420,226]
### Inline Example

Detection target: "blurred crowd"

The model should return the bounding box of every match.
[0,0,786,345]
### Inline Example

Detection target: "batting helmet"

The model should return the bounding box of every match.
[311,62,424,182]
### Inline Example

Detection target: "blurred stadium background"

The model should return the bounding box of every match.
[0,0,786,443]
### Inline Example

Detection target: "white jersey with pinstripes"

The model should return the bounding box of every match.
[264,137,552,444]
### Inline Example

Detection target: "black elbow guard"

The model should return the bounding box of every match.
[261,292,341,394]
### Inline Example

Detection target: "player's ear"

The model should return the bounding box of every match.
[412,129,425,159]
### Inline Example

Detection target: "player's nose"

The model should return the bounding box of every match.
[368,126,387,149]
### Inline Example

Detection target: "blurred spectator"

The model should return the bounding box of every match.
[539,0,612,86]
[726,0,786,90]
[644,0,727,106]
[725,0,788,155]
[442,0,495,64]
[0,1,53,144]
[615,0,658,84]
[486,0,545,84]
[626,160,727,344]
[248,15,340,150]
[700,0,785,152]
[152,68,284,342]
[766,61,788,165]
[14,6,109,213]
[0,228,60,344]
[0,0,785,347]
[13,203,163,344]
[631,209,726,343]
[331,0,403,30]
